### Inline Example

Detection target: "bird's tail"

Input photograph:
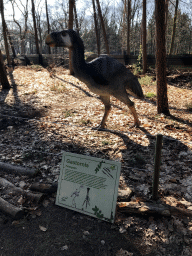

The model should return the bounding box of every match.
[125,75,144,99]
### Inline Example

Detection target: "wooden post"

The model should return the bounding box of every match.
[152,134,163,200]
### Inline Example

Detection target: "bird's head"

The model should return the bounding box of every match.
[45,29,84,50]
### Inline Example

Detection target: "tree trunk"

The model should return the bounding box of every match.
[68,0,74,75]
[0,0,11,66]
[127,0,131,55]
[5,22,16,59]
[0,49,10,89]
[142,0,147,74]
[122,0,127,53]
[165,0,169,29]
[31,0,40,55]
[45,0,51,54]
[73,2,79,33]
[11,0,28,55]
[95,0,110,55]
[189,30,192,54]
[155,0,170,115]
[92,0,100,56]
[169,0,179,55]
[37,15,43,54]
[140,19,143,46]
[22,0,29,55]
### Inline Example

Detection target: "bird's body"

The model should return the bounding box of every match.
[46,29,144,128]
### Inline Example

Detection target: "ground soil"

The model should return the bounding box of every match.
[0,65,192,256]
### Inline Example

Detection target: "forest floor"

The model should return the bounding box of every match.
[0,65,192,256]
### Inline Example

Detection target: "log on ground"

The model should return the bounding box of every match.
[30,182,58,194]
[0,161,37,177]
[0,178,44,203]
[0,197,25,219]
[117,200,192,217]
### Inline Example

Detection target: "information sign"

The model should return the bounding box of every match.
[56,152,121,222]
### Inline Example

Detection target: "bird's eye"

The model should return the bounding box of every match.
[61,31,66,37]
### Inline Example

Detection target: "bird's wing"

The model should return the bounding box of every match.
[87,56,127,85]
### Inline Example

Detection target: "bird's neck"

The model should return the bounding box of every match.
[71,46,87,78]
[70,44,103,95]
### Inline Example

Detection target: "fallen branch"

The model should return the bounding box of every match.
[117,200,192,217]
[0,162,37,177]
[117,201,171,216]
[0,197,25,219]
[0,178,44,203]
[30,182,58,194]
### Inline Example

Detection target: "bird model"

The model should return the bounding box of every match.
[46,29,143,129]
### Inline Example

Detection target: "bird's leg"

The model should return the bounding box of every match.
[100,95,111,128]
[94,95,111,129]
[128,105,141,127]
[114,92,141,127]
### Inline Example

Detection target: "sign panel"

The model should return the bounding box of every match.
[56,151,121,223]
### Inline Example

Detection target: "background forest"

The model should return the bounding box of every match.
[0,0,192,57]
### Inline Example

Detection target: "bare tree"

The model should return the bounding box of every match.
[121,0,127,52]
[0,49,10,89]
[73,2,79,32]
[92,0,100,56]
[45,0,51,53]
[56,0,69,29]
[10,0,29,55]
[68,0,74,31]
[165,0,169,28]
[5,22,16,59]
[68,0,74,75]
[0,0,11,66]
[31,0,40,54]
[155,0,170,115]
[169,0,179,55]
[142,0,147,74]
[36,13,43,54]
[95,0,110,54]
[127,0,131,55]
[45,0,50,33]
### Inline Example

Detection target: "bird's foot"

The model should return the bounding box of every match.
[92,124,106,131]
[130,120,141,128]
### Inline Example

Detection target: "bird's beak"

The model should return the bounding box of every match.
[45,34,56,47]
